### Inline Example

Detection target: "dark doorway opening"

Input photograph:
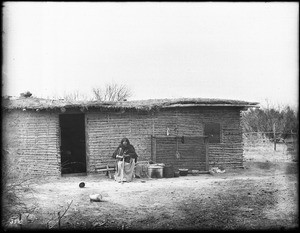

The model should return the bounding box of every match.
[59,114,86,175]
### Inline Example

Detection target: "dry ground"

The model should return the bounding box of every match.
[3,143,299,230]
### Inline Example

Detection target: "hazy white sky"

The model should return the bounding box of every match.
[2,2,299,107]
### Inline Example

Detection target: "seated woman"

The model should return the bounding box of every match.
[112,138,138,183]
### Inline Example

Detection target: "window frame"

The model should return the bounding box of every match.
[204,122,221,143]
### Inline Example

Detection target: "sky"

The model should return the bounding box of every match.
[2,2,299,108]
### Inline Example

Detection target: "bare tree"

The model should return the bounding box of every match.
[2,149,38,229]
[63,90,90,102]
[37,83,132,102]
[92,82,132,101]
[242,100,298,139]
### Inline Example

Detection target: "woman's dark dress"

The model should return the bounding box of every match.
[112,144,138,182]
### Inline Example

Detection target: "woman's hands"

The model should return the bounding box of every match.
[123,153,130,158]
[116,154,129,159]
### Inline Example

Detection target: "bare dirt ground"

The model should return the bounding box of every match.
[4,144,299,230]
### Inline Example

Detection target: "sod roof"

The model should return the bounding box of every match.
[2,97,259,111]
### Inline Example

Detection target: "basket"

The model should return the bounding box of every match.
[179,168,188,176]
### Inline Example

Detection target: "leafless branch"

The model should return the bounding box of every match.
[59,200,73,220]
[46,200,73,229]
[92,82,132,101]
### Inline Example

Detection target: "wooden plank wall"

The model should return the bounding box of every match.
[2,110,61,177]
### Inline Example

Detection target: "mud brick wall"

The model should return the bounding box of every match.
[153,136,208,171]
[205,108,244,169]
[3,106,245,177]
[161,107,244,169]
[86,107,245,173]
[86,110,153,173]
[2,110,61,176]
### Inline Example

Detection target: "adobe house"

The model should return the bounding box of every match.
[2,97,258,177]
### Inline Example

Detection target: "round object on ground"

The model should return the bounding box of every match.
[79,182,85,188]
[89,194,102,202]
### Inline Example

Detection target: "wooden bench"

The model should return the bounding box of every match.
[95,160,117,178]
[95,160,151,179]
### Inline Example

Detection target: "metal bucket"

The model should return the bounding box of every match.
[148,165,163,178]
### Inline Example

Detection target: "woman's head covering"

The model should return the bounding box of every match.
[120,138,130,147]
